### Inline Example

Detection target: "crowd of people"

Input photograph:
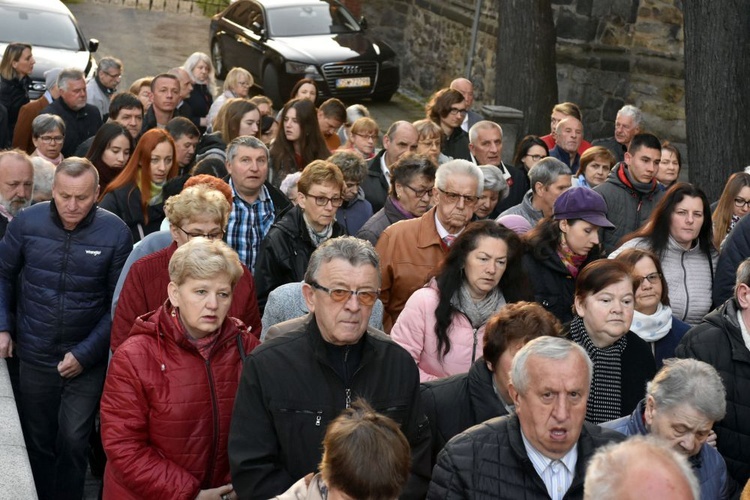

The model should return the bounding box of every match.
[1,41,750,500]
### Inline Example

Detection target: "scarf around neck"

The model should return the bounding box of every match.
[450,281,506,329]
[557,237,588,278]
[631,303,673,342]
[303,211,334,247]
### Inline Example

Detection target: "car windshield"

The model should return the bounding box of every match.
[268,4,361,37]
[0,7,83,51]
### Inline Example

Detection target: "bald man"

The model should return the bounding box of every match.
[450,78,483,133]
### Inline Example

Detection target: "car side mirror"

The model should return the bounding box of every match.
[251,22,265,37]
[88,39,99,53]
[359,16,368,30]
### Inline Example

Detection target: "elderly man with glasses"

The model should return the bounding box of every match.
[376,159,483,332]
[87,56,123,121]
[229,236,431,499]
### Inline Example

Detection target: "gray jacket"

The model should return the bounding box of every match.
[610,236,717,326]
[497,190,543,227]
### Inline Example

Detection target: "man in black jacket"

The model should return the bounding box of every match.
[428,336,624,500]
[41,68,103,157]
[229,237,431,499]
[362,121,418,213]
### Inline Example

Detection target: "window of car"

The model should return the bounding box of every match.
[0,6,83,51]
[267,2,360,37]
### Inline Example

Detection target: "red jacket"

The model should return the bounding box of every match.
[111,241,262,351]
[101,304,260,500]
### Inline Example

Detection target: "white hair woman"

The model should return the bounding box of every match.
[101,238,259,500]
[183,52,216,131]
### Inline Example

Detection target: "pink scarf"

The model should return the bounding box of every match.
[557,237,588,278]
[34,149,63,166]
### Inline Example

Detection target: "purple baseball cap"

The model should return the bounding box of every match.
[553,187,615,228]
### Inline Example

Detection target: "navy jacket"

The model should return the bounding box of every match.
[602,399,737,500]
[714,213,750,306]
[0,201,132,368]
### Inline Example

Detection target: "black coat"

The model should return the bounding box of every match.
[362,149,389,213]
[427,414,624,499]
[676,299,750,485]
[0,75,30,133]
[494,162,529,215]
[253,205,344,310]
[420,358,508,466]
[228,315,431,499]
[356,196,408,246]
[185,83,212,132]
[443,127,471,161]
[41,97,103,157]
[714,212,750,307]
[99,182,165,242]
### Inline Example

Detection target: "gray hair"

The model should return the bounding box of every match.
[584,436,700,500]
[468,120,502,145]
[31,114,66,138]
[435,159,484,197]
[617,105,643,128]
[510,336,592,394]
[528,157,570,194]
[328,150,367,183]
[279,171,302,198]
[478,165,509,198]
[226,135,269,164]
[646,358,726,422]
[54,157,100,187]
[345,104,369,126]
[304,237,381,286]
[98,56,122,74]
[57,68,85,91]
[31,157,54,201]
[735,257,750,301]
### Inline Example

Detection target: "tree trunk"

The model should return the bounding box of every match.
[495,0,558,138]
[684,1,750,201]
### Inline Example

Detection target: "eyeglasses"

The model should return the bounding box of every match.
[438,188,479,206]
[418,139,441,148]
[104,72,122,79]
[309,281,380,306]
[735,197,750,209]
[353,133,377,141]
[304,193,344,207]
[39,135,64,144]
[236,81,251,86]
[403,184,434,199]
[449,107,468,116]
[636,272,662,286]
[525,154,545,162]
[175,226,224,240]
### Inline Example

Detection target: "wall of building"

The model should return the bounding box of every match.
[359,0,685,147]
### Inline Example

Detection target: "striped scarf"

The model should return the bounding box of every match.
[569,316,627,424]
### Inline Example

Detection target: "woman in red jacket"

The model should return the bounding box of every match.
[100,238,259,500]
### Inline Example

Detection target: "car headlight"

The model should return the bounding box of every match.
[285,61,320,76]
[381,59,398,70]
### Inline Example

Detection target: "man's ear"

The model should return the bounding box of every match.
[302,282,315,313]
[737,283,750,310]
[624,151,633,165]
[508,382,521,408]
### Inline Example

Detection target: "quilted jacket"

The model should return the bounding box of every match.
[101,304,259,499]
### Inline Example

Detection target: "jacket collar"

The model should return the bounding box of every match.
[305,314,375,377]
[709,299,750,364]
[417,206,447,251]
[49,199,97,231]
[467,358,508,422]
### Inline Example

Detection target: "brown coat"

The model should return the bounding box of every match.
[375,206,447,332]
[12,95,50,154]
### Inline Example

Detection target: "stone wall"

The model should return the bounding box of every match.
[358,0,685,147]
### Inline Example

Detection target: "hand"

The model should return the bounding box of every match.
[706,429,717,448]
[0,331,13,358]
[57,352,83,378]
[195,483,235,500]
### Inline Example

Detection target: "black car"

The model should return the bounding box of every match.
[0,0,98,99]
[209,0,400,107]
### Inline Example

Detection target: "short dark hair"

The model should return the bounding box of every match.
[109,92,144,120]
[389,152,436,197]
[319,98,346,123]
[574,260,635,306]
[166,116,200,141]
[426,88,464,124]
[150,73,179,91]
[628,133,661,155]
[512,135,548,166]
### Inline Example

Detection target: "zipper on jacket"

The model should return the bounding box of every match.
[345,388,352,409]
[279,408,324,426]
[680,251,689,322]
[203,358,220,489]
[56,232,72,351]
[471,328,478,364]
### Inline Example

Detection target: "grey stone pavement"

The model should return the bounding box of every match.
[64,1,423,498]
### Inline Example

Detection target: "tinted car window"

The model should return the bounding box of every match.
[0,7,82,51]
[267,4,360,37]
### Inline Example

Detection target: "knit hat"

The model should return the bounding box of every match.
[553,187,614,228]
[496,214,532,235]
[44,68,62,90]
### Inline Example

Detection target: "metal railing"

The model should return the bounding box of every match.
[91,0,230,16]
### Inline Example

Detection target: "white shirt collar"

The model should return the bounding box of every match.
[380,153,391,186]
[434,210,464,240]
[520,428,578,477]
[736,310,750,352]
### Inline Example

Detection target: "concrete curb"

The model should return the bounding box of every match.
[0,360,37,499]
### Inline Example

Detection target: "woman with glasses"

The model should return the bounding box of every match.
[30,114,65,166]
[254,160,345,310]
[101,238,260,500]
[339,116,379,159]
[111,183,262,351]
[512,135,549,175]
[523,187,614,323]
[426,88,471,161]
[206,67,254,133]
[573,146,615,189]
[614,248,690,368]
[413,119,450,166]
[100,129,178,242]
[609,183,717,325]
[85,122,134,190]
[712,172,750,250]
[269,98,330,187]
[391,221,531,381]
[0,43,34,138]
[357,153,436,246]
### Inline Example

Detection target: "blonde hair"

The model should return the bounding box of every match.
[169,238,243,287]
[164,184,231,229]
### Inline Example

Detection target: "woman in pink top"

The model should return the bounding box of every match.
[391,220,532,381]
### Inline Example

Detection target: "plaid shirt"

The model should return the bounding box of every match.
[226,180,275,270]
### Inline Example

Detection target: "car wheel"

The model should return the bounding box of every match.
[212,40,227,80]
[262,64,283,109]
[371,91,396,103]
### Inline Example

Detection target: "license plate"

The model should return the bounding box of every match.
[336,77,371,89]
